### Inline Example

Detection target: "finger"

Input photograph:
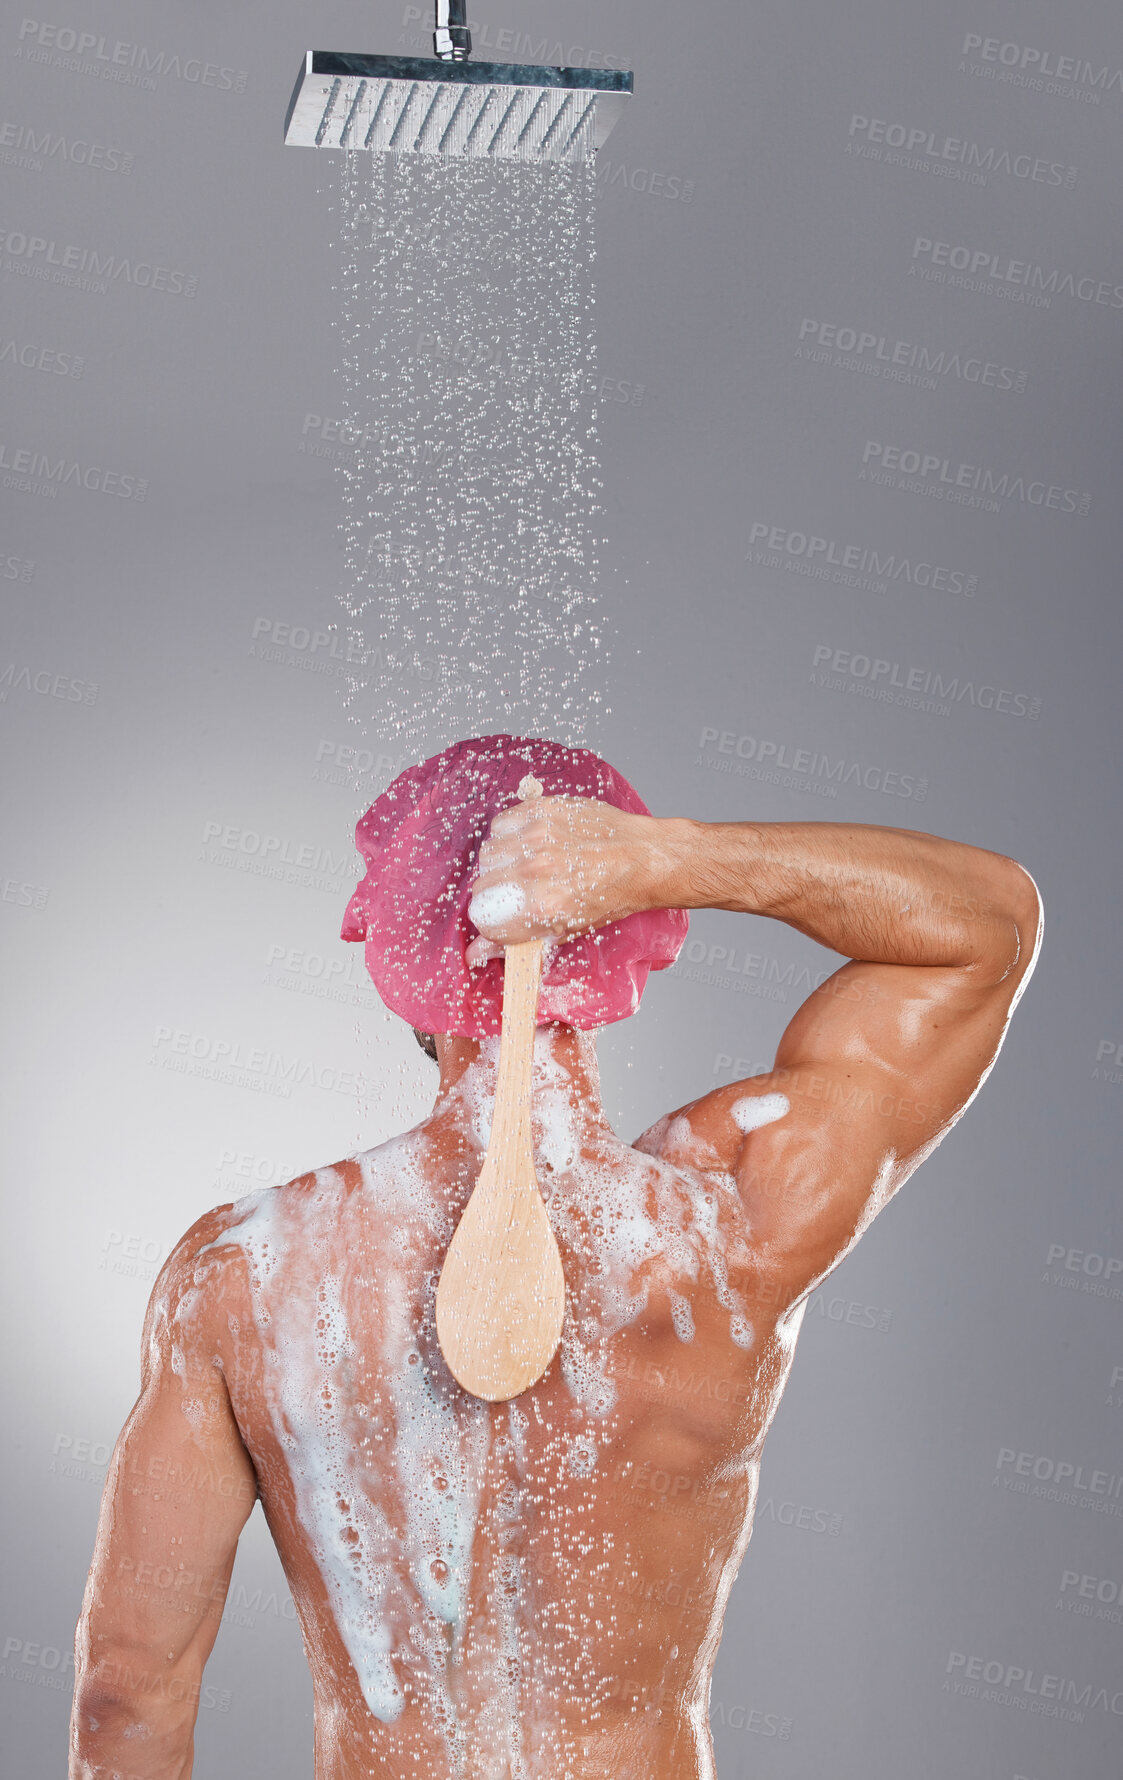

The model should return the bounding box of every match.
[487,793,575,840]
[468,860,524,906]
[465,935,504,969]
[475,839,520,876]
[487,804,537,840]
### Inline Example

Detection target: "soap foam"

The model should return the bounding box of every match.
[185,1043,766,1769]
[730,1092,790,1133]
[467,881,526,934]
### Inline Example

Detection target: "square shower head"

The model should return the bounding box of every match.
[284,52,633,162]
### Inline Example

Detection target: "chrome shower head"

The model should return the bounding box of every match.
[284,6,632,164]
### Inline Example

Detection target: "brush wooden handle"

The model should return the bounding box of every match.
[435,778,566,1400]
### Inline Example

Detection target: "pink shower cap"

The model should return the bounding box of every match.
[340,733,688,1036]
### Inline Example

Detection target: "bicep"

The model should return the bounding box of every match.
[730,892,1042,1301]
[78,1228,258,1699]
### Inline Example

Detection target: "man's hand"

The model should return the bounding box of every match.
[466,796,677,965]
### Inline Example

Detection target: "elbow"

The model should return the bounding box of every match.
[71,1675,195,1777]
[979,859,1042,985]
[71,1680,129,1738]
[1005,860,1044,969]
[71,1679,151,1740]
[70,1685,143,1776]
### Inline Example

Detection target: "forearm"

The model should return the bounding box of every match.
[652,818,1036,974]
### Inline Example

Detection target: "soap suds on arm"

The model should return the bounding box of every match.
[730,1093,790,1134]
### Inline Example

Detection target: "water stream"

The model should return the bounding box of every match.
[327,146,609,768]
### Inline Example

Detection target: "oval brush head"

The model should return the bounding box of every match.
[435,775,566,1401]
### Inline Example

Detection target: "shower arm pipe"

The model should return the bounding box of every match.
[434,0,472,61]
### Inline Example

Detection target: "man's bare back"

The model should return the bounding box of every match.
[70,807,1042,1780]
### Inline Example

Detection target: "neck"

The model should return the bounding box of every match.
[430,1024,611,1135]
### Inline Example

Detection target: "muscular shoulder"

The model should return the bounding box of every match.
[141,1199,257,1367]
[633,1077,794,1176]
[144,1165,357,1354]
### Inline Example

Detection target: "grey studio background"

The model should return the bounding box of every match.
[2,0,1121,1776]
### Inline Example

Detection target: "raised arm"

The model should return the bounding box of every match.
[70,1212,258,1779]
[469,802,1043,1305]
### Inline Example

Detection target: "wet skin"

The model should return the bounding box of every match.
[70,813,1043,1779]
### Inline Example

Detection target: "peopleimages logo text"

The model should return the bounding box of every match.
[150,1027,374,1100]
[0,226,196,295]
[797,319,1025,392]
[201,822,349,879]
[961,33,1123,95]
[697,727,927,801]
[0,441,145,498]
[861,442,1091,515]
[910,237,1123,308]
[848,115,1075,186]
[812,645,1040,719]
[746,522,976,596]
[0,119,133,173]
[15,20,248,91]
[996,1447,1123,1505]
[945,1650,1121,1717]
